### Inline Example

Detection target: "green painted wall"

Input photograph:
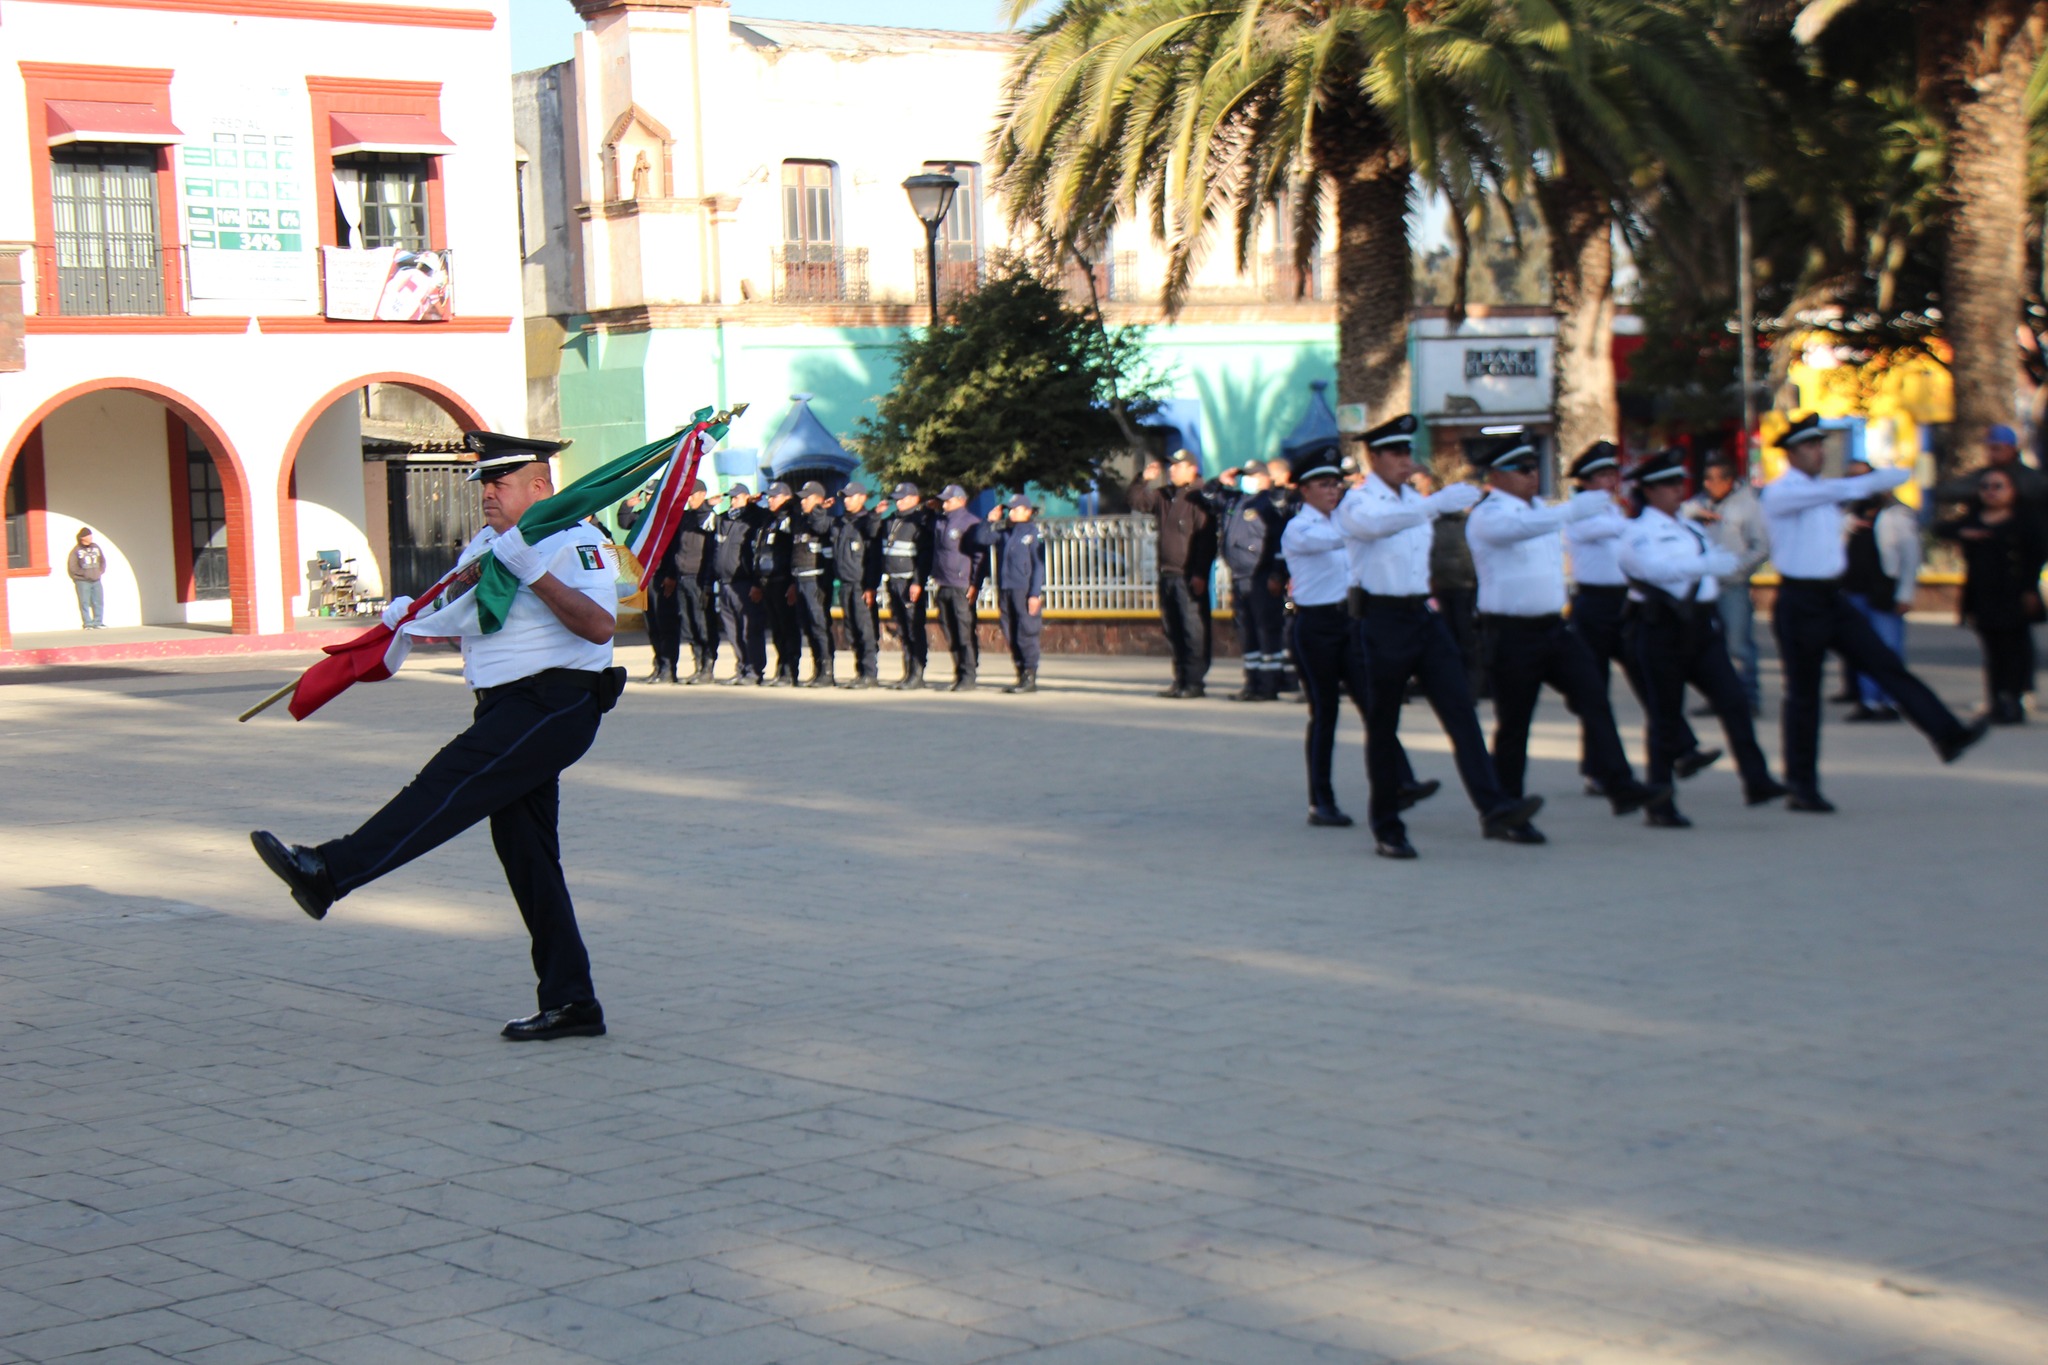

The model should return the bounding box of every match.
[556,325,652,485]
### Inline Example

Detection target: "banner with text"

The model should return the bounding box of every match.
[321,247,454,322]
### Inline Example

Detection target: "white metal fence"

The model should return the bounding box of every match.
[977,513,1228,615]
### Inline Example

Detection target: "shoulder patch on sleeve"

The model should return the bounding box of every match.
[577,544,605,572]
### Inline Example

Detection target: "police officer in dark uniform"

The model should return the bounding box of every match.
[988,494,1047,693]
[880,483,935,689]
[754,481,802,685]
[1620,449,1788,826]
[792,480,838,687]
[671,485,721,683]
[832,482,884,687]
[931,484,996,691]
[714,482,768,684]
[641,510,684,685]
[1264,456,1304,699]
[252,432,624,1041]
[1222,461,1288,701]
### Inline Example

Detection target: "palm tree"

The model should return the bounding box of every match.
[991,0,1543,423]
[1796,0,2048,461]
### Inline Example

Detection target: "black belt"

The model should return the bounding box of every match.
[1480,613,1564,630]
[1574,583,1628,598]
[477,667,606,704]
[1348,588,1429,616]
[1294,601,1348,618]
[1778,576,1842,590]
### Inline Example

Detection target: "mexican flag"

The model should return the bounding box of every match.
[284,409,728,721]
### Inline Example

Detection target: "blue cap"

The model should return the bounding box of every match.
[1988,424,2018,447]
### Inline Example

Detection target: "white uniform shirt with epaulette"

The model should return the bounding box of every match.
[457,523,618,689]
[1278,504,1350,607]
[1565,498,1628,587]
[1619,506,1735,605]
[1467,491,1605,616]
[1334,473,1436,595]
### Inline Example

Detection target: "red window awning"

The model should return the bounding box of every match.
[46,99,183,146]
[328,113,454,156]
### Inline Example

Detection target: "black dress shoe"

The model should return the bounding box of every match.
[1937,717,1991,764]
[1157,685,1186,698]
[250,830,335,921]
[1485,820,1547,845]
[1396,779,1441,811]
[1481,795,1544,835]
[1644,805,1692,829]
[1308,804,1354,828]
[1182,685,1206,699]
[1582,776,1610,798]
[1786,791,1836,813]
[1607,781,1670,817]
[502,1001,605,1040]
[1844,703,1900,723]
[1374,836,1418,860]
[845,675,877,690]
[1674,748,1723,780]
[1745,779,1790,806]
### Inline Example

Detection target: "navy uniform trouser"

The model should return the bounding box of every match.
[1158,570,1210,689]
[1289,603,1370,809]
[677,578,717,663]
[318,671,603,1011]
[935,584,979,678]
[999,587,1043,673]
[795,575,835,673]
[718,580,766,679]
[646,579,681,669]
[1772,580,1967,795]
[1628,607,1776,796]
[1233,574,1287,685]
[761,576,801,680]
[1485,616,1634,801]
[839,581,880,679]
[1573,584,1696,768]
[886,577,928,675]
[1359,601,1509,840]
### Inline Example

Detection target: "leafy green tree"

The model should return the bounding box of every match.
[854,265,1158,496]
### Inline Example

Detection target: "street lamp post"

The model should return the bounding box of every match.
[902,169,960,329]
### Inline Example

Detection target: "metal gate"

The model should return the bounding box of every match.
[386,461,483,599]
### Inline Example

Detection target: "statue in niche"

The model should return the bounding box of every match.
[630,151,652,201]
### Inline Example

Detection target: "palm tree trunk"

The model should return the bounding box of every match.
[1539,174,1618,469]
[1332,146,1414,423]
[1922,0,2045,470]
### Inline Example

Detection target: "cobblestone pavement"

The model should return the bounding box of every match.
[4,627,2044,1364]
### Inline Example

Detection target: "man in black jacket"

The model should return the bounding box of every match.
[833,483,884,687]
[792,481,839,687]
[879,484,936,689]
[754,482,801,685]
[1129,450,1216,697]
[714,484,767,684]
[930,484,998,691]
[1220,461,1288,701]
[671,486,721,683]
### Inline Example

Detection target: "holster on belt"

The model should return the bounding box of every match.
[1346,586,1368,619]
[1626,579,1705,647]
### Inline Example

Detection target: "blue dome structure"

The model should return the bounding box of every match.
[1280,380,1340,462]
[764,393,858,483]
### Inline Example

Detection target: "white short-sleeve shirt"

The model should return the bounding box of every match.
[461,522,618,689]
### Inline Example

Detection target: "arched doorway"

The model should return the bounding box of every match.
[1,380,254,648]
[277,374,490,625]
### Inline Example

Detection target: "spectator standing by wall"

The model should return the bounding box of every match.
[1129,451,1216,698]
[68,528,107,629]
[1936,467,2048,724]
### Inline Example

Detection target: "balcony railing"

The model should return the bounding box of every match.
[913,244,982,304]
[773,244,871,304]
[33,241,183,316]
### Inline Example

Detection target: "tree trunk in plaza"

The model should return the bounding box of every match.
[1540,173,1618,469]
[1921,0,2046,469]
[1328,140,1415,425]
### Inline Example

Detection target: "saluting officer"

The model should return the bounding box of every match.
[671,485,721,684]
[931,484,997,692]
[641,509,684,685]
[1619,449,1787,826]
[1264,456,1304,699]
[832,482,884,687]
[988,494,1047,693]
[1565,441,1714,791]
[1223,461,1289,701]
[714,483,768,684]
[1337,415,1543,857]
[754,482,802,685]
[880,483,936,689]
[1760,414,1987,810]
[792,481,838,687]
[1464,432,1667,817]
[252,433,623,1041]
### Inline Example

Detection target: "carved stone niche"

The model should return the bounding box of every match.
[603,104,677,207]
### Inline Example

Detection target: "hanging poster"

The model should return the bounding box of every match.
[321,247,454,322]
[176,83,315,301]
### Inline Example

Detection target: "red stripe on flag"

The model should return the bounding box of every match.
[633,425,708,592]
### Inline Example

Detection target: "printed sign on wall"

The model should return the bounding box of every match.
[176,83,315,301]
[321,247,454,322]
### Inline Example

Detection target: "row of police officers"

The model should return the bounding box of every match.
[1277,414,1990,858]
[642,478,1049,694]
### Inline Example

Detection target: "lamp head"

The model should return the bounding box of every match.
[902,170,960,228]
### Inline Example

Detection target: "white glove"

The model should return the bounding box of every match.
[1425,483,1482,515]
[380,595,415,629]
[490,526,549,585]
[1566,490,1614,521]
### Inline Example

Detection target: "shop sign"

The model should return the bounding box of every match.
[177,83,314,301]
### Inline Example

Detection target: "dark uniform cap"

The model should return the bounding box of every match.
[892,482,920,499]
[1168,448,1197,464]
[1628,447,1690,485]
[463,430,570,482]
[765,481,793,499]
[727,481,752,498]
[940,484,968,502]
[1360,414,1419,450]
[1241,460,1265,476]
[1477,427,1540,472]
[1780,412,1827,448]
[1569,440,1621,481]
[799,480,827,498]
[1289,445,1343,484]
[841,481,870,498]
[1004,494,1032,510]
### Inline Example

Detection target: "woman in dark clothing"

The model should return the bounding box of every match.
[1936,467,2048,724]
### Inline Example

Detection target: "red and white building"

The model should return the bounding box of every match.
[0,0,527,649]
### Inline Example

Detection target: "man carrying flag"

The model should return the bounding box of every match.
[251,431,625,1041]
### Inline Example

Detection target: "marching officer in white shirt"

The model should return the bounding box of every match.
[1759,414,1987,810]
[252,432,626,1042]
[1336,415,1543,858]
[1620,449,1787,826]
[1565,441,1713,792]
[1465,432,1668,818]
[1279,444,1437,828]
